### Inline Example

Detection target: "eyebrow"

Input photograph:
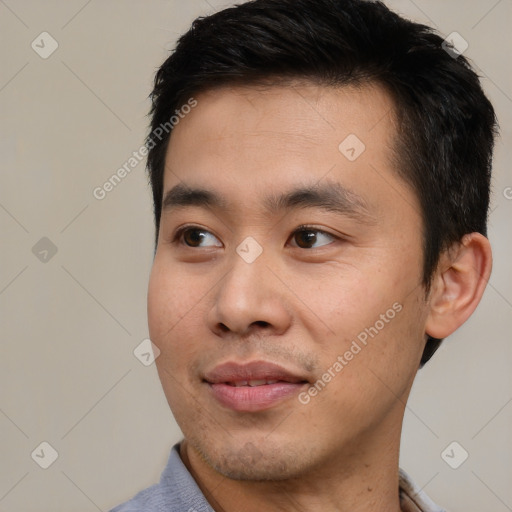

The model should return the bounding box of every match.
[162,182,375,224]
[162,184,228,211]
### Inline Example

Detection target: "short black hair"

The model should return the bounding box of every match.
[145,0,498,366]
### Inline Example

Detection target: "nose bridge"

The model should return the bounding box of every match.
[225,234,269,298]
[209,243,290,336]
[220,248,269,314]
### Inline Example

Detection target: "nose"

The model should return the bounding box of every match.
[207,252,292,338]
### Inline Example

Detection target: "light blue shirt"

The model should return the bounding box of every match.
[111,443,446,512]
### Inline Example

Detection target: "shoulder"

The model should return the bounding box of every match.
[109,483,168,512]
[399,468,448,512]
[109,443,214,512]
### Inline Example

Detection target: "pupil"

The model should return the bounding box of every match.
[297,231,316,248]
[185,230,204,246]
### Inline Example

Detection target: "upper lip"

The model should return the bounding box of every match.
[203,360,309,384]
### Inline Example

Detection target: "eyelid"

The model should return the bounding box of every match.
[293,224,335,233]
[173,224,223,247]
[288,225,340,248]
[291,224,339,238]
[171,224,342,249]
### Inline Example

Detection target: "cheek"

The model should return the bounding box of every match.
[284,264,392,344]
[147,256,205,351]
[334,292,426,403]
[294,261,425,390]
[148,260,208,400]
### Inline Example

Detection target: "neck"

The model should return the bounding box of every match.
[179,418,404,512]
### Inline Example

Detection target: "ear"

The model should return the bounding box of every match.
[425,233,492,339]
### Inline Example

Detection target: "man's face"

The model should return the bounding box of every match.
[148,83,430,480]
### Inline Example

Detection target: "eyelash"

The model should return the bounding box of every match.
[172,224,339,249]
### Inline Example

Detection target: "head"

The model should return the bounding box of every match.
[146,0,496,481]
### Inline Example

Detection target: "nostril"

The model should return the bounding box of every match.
[252,320,270,328]
[215,320,271,335]
[218,323,230,333]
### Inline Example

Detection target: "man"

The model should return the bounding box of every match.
[112,0,496,510]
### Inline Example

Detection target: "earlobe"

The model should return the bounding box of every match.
[425,233,492,339]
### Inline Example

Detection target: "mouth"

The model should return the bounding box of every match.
[203,360,309,412]
[223,379,291,387]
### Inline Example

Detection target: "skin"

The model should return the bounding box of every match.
[147,82,492,512]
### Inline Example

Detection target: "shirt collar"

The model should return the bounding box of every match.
[164,444,446,512]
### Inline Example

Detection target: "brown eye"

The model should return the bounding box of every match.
[183,229,205,247]
[179,228,222,248]
[290,228,335,249]
[294,230,317,248]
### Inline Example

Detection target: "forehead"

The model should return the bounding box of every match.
[168,81,396,158]
[163,82,417,222]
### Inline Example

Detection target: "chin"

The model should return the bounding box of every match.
[188,431,314,481]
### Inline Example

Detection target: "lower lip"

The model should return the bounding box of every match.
[207,382,306,412]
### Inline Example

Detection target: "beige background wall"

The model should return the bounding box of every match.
[0,1,510,510]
